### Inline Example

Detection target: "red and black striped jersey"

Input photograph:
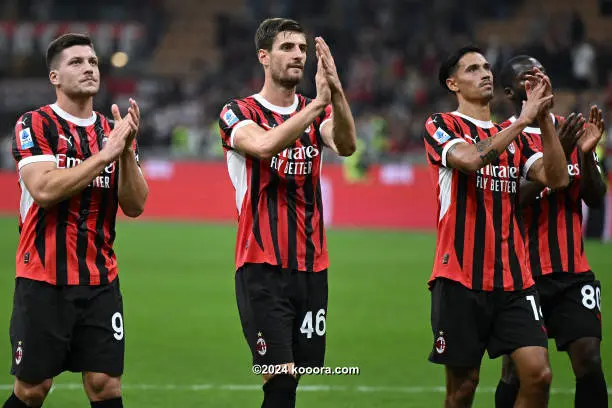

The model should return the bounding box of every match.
[11,103,139,286]
[219,93,332,272]
[501,115,594,276]
[423,111,542,291]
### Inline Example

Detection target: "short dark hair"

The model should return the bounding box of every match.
[255,18,304,52]
[46,33,94,69]
[438,45,483,92]
[500,55,536,90]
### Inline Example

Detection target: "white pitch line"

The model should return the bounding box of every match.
[0,384,610,395]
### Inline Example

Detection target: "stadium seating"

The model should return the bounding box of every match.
[150,0,245,76]
[476,0,612,46]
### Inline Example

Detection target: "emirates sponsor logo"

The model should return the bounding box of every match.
[56,154,114,189]
[475,164,519,193]
[279,145,320,160]
[476,164,520,179]
[270,145,320,176]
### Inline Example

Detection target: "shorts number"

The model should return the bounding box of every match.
[111,312,124,341]
[526,295,543,321]
[300,309,326,339]
[581,284,601,311]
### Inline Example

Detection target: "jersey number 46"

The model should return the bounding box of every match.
[300,309,326,339]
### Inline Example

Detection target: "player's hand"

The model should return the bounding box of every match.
[577,105,605,153]
[125,98,140,150]
[518,79,553,125]
[525,68,553,117]
[315,37,342,94]
[558,113,585,157]
[102,105,137,164]
[314,47,331,107]
[112,100,140,152]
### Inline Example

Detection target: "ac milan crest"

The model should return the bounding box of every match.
[256,332,267,356]
[15,342,23,365]
[435,332,446,354]
[507,142,515,154]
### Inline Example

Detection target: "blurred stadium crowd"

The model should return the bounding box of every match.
[1,0,612,168]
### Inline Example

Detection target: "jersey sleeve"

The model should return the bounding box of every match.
[517,132,543,178]
[316,104,333,147]
[12,111,56,171]
[553,114,565,129]
[219,100,256,150]
[422,113,467,167]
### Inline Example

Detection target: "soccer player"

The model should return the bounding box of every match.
[218,18,356,408]
[3,33,148,408]
[423,46,570,408]
[495,55,608,408]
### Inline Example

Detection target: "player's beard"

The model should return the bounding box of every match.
[271,65,302,89]
[64,82,99,99]
[464,88,493,105]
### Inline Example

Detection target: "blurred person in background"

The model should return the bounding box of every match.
[495,55,607,408]
[3,33,147,408]
[218,17,356,408]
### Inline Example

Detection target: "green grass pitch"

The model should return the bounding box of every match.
[0,216,609,407]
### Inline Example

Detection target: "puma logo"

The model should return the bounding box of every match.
[464,134,478,144]
[59,134,73,147]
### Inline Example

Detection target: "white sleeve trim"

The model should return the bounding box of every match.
[441,138,468,167]
[523,152,543,178]
[230,120,255,148]
[18,154,57,171]
[319,117,333,132]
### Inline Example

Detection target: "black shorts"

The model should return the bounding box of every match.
[429,278,548,367]
[235,263,328,368]
[9,277,125,383]
[536,271,602,351]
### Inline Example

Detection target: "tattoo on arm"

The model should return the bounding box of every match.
[480,150,499,164]
[446,143,459,157]
[475,139,499,164]
[475,138,492,152]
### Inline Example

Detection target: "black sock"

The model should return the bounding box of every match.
[494,379,519,408]
[3,392,38,408]
[575,368,608,408]
[261,375,297,408]
[90,398,123,408]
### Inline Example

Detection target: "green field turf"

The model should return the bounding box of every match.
[0,216,609,407]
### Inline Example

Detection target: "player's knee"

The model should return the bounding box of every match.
[577,351,603,377]
[452,372,479,402]
[571,340,603,377]
[458,377,479,400]
[15,378,53,406]
[84,373,121,400]
[523,364,552,390]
